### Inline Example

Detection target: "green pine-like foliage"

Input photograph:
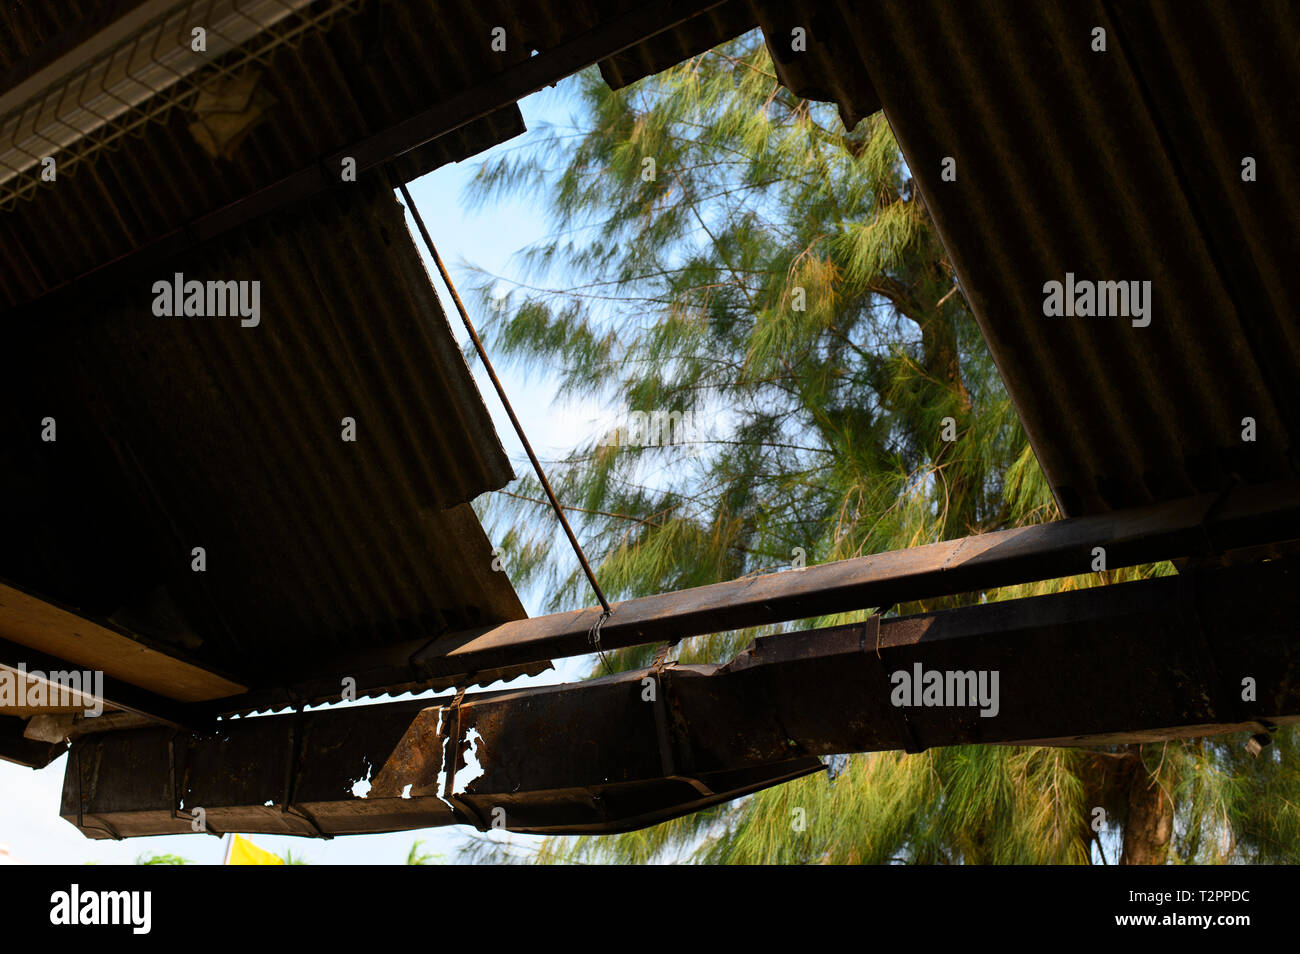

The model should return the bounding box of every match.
[460,32,1300,865]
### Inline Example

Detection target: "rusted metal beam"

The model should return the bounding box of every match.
[341,480,1300,682]
[62,555,1300,839]
[61,690,823,838]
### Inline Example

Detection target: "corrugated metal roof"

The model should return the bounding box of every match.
[0,0,526,308]
[598,0,755,89]
[0,176,541,696]
[8,0,1292,715]
[0,0,771,713]
[0,1,773,311]
[751,3,879,128]
[0,0,139,84]
[767,0,1300,516]
[0,0,553,706]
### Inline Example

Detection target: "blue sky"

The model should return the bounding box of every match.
[0,79,602,866]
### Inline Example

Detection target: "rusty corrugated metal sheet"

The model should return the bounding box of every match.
[0,176,544,697]
[590,0,878,118]
[0,0,526,308]
[597,0,755,89]
[0,0,552,705]
[752,3,880,128]
[0,0,773,310]
[0,0,773,711]
[768,0,1300,516]
[0,0,141,82]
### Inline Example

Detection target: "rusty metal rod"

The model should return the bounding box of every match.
[398,182,611,616]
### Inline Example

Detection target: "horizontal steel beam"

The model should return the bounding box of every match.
[19,481,1299,724]
[62,555,1300,838]
[282,480,1300,692]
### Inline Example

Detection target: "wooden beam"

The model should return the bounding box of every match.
[236,481,1300,716]
[0,582,246,706]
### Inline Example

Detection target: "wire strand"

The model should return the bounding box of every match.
[398,182,613,619]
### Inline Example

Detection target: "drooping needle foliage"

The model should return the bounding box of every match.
[460,32,1300,865]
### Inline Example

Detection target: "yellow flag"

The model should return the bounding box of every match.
[224,834,285,865]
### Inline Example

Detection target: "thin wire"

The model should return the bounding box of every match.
[588,609,613,675]
[398,182,613,621]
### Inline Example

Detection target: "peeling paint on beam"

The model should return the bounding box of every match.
[61,555,1300,839]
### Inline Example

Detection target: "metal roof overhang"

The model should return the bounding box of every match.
[2,0,1299,837]
[0,0,766,765]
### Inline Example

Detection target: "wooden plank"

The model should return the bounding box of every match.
[0,582,245,702]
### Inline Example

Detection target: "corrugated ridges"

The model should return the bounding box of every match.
[0,0,774,310]
[598,0,757,89]
[777,0,1299,515]
[0,177,529,688]
[753,2,880,129]
[0,0,527,308]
